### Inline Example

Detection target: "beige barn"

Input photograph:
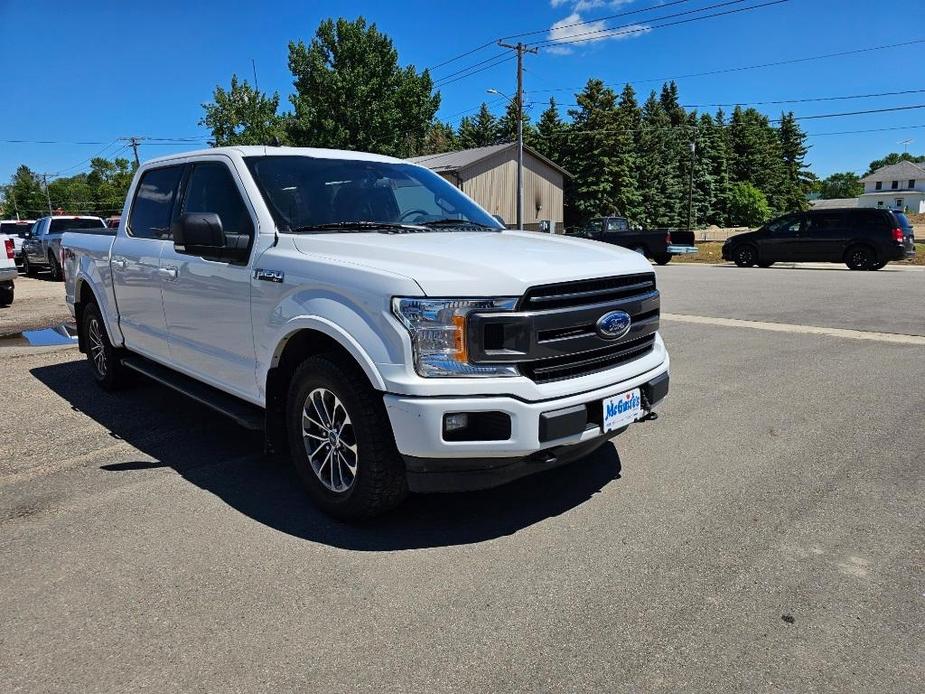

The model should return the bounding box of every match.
[409,143,568,231]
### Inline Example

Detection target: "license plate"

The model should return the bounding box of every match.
[603,388,642,433]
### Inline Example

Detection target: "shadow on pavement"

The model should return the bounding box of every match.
[31,359,622,551]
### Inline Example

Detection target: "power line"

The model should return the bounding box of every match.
[434,55,515,88]
[429,0,696,71]
[528,0,789,49]
[530,38,925,93]
[807,124,925,138]
[770,104,925,122]
[681,88,925,108]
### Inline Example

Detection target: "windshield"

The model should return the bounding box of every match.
[49,218,105,232]
[244,155,503,232]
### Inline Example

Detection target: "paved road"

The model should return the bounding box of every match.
[1,268,922,692]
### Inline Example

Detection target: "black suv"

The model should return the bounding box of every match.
[722,208,916,270]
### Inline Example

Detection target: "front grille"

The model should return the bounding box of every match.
[503,274,659,384]
[520,273,657,311]
[521,333,657,383]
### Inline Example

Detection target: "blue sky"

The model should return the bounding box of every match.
[1,0,924,186]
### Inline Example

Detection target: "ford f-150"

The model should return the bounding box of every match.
[63,146,670,519]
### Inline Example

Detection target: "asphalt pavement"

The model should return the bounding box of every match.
[1,264,922,692]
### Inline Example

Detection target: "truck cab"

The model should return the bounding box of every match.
[64,147,670,519]
[576,216,698,265]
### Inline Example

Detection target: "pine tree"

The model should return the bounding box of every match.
[613,84,644,223]
[708,108,732,226]
[419,121,457,155]
[497,96,537,147]
[637,91,683,227]
[563,79,620,225]
[729,106,786,214]
[777,112,810,212]
[457,103,500,148]
[535,98,567,168]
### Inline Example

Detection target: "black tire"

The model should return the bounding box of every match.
[733,245,757,267]
[286,355,407,520]
[81,302,127,390]
[845,244,876,271]
[0,283,12,307]
[48,252,62,281]
[871,260,887,270]
[22,255,35,277]
[757,260,775,268]
[653,253,672,265]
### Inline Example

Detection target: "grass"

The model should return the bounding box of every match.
[669,242,924,266]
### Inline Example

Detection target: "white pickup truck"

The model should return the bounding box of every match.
[63,146,670,519]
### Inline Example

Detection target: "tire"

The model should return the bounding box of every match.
[757,260,775,268]
[286,355,407,520]
[733,245,757,268]
[22,255,35,277]
[871,260,887,270]
[845,245,876,271]
[48,252,62,281]
[0,283,12,307]
[81,302,127,390]
[653,253,672,265]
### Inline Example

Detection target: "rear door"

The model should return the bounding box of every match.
[110,165,184,361]
[159,158,259,400]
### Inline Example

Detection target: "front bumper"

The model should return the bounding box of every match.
[384,361,669,492]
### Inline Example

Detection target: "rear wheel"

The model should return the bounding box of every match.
[286,355,407,520]
[845,245,876,271]
[0,282,13,307]
[81,302,127,390]
[48,252,62,281]
[653,253,672,265]
[733,245,757,267]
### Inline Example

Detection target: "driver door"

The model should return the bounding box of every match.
[763,213,804,261]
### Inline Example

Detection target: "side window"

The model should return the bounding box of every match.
[807,213,842,232]
[605,218,629,233]
[128,166,184,239]
[182,162,253,239]
[767,214,801,234]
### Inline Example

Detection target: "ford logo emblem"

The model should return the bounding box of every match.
[596,310,632,340]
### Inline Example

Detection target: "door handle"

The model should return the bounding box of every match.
[111,257,126,270]
[159,266,179,281]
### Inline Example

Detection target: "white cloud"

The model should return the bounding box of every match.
[547,11,651,52]
[550,0,636,9]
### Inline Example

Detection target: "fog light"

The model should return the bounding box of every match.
[443,413,469,433]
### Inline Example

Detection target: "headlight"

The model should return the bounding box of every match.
[392,297,519,378]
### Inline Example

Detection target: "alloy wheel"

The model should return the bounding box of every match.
[301,387,358,493]
[87,317,107,377]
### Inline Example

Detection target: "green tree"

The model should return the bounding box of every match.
[497,96,536,147]
[3,165,47,218]
[818,171,864,199]
[701,110,732,226]
[776,112,811,212]
[612,84,643,223]
[728,181,771,226]
[419,121,458,155]
[729,106,786,213]
[637,91,684,226]
[864,151,925,175]
[534,97,567,167]
[563,79,619,225]
[457,103,500,148]
[287,17,439,157]
[201,74,288,146]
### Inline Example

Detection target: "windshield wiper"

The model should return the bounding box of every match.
[419,218,495,229]
[288,221,428,233]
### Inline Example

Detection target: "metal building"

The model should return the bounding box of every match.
[409,143,568,231]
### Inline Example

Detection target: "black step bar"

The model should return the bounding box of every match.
[120,355,264,431]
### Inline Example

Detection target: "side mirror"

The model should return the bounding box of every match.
[174,213,224,252]
[492,214,506,227]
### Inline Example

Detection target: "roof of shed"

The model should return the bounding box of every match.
[408,142,570,177]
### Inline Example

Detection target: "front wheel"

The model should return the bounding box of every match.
[286,355,407,520]
[653,253,672,265]
[22,255,35,277]
[48,253,62,281]
[81,302,127,390]
[0,282,13,307]
[733,245,757,267]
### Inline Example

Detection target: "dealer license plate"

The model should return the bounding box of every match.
[603,388,642,433]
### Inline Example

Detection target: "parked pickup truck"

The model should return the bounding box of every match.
[570,216,698,265]
[63,146,670,519]
[1,233,16,305]
[22,215,108,280]
[0,219,36,266]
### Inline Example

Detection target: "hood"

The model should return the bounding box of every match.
[292,230,654,296]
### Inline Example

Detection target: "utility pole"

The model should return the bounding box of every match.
[9,189,20,220]
[686,141,696,232]
[120,136,142,167]
[899,138,913,154]
[497,41,537,230]
[41,174,53,215]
